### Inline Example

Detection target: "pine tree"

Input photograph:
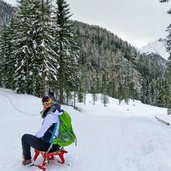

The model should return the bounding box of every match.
[30,0,58,97]
[10,0,58,96]
[101,72,109,107]
[159,0,171,107]
[0,21,15,89]
[54,0,79,103]
[100,93,109,107]
[10,0,37,94]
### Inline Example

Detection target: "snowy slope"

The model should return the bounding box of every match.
[0,88,171,171]
[140,38,169,61]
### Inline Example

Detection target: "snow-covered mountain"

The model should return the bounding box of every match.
[140,38,169,61]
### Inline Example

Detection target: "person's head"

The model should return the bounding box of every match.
[42,96,52,109]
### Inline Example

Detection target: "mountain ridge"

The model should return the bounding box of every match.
[139,38,169,61]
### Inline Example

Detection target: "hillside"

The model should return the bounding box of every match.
[0,88,171,171]
[0,1,168,108]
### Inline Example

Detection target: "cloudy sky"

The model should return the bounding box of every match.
[3,0,171,48]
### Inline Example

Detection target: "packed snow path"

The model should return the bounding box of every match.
[0,88,170,171]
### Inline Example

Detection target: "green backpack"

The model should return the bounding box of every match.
[53,111,76,147]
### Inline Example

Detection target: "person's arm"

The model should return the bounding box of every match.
[35,114,53,138]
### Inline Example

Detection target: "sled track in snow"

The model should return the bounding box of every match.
[0,91,35,116]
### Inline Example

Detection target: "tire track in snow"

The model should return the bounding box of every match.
[119,118,139,171]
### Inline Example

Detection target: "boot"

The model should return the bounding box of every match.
[22,159,32,166]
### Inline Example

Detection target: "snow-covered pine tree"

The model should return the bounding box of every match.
[113,50,127,103]
[78,42,96,100]
[159,0,171,108]
[0,18,16,90]
[11,0,34,94]
[53,0,79,104]
[101,72,109,107]
[91,86,98,105]
[29,0,58,97]
[138,55,152,104]
[124,48,137,100]
[10,0,58,96]
[137,52,166,106]
[100,93,109,107]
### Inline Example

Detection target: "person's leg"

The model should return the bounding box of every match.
[21,134,60,160]
[22,134,47,160]
[22,134,33,160]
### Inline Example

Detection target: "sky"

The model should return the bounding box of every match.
[0,88,170,171]
[3,0,171,48]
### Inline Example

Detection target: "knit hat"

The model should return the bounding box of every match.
[42,96,52,105]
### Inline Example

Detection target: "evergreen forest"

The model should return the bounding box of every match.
[0,0,170,108]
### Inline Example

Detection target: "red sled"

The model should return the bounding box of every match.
[33,149,68,171]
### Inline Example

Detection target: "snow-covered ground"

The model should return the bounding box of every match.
[0,88,171,171]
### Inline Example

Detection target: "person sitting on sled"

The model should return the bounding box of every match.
[21,96,61,165]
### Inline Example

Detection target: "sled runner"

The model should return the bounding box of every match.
[33,148,68,171]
